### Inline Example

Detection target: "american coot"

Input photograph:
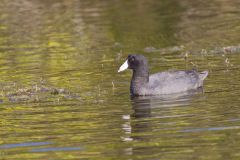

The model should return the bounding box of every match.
[118,54,208,96]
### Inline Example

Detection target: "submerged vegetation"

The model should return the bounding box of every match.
[0,81,80,103]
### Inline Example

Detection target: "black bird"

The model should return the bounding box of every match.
[118,54,208,96]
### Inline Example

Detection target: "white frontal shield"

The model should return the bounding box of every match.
[118,60,129,72]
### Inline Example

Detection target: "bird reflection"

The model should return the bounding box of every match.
[129,88,204,140]
[122,88,205,156]
[131,96,151,118]
[130,88,204,118]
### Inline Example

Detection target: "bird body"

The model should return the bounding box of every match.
[118,54,208,96]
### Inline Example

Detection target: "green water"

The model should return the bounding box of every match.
[1,0,240,159]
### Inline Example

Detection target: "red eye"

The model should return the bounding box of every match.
[128,55,135,63]
[129,56,135,62]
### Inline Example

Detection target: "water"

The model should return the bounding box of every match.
[1,0,240,159]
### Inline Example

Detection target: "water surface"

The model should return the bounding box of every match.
[1,0,240,159]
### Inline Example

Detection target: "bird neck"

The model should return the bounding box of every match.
[130,67,149,95]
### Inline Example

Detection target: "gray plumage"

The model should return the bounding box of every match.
[119,54,208,96]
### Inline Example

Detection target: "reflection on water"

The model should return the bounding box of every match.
[129,90,203,144]
[0,0,240,159]
[30,146,82,153]
[131,89,203,118]
[0,142,52,149]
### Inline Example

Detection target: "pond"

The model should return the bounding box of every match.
[1,0,240,159]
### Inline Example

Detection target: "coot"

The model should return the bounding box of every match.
[118,54,208,96]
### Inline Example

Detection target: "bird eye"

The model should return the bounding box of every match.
[128,55,135,63]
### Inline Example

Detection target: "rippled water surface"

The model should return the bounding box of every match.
[1,0,240,159]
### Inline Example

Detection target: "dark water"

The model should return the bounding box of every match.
[1,0,240,159]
